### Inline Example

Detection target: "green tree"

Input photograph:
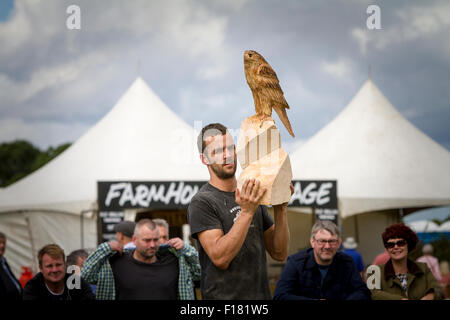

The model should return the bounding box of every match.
[0,140,41,187]
[431,235,450,263]
[30,143,71,172]
[410,236,450,263]
[0,140,71,187]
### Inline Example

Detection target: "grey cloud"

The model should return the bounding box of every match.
[0,0,448,151]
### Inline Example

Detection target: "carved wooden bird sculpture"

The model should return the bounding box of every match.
[244,50,295,137]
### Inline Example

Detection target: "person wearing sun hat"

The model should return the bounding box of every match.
[370,223,441,300]
[342,237,365,276]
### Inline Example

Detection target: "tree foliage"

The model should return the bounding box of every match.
[432,215,450,226]
[0,140,71,187]
[409,236,450,263]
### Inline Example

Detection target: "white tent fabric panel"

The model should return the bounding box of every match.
[437,221,450,232]
[0,212,97,277]
[0,213,34,278]
[407,220,450,233]
[26,212,97,258]
[341,198,450,221]
[407,220,441,233]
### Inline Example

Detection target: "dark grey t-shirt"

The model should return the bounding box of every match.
[187,183,274,299]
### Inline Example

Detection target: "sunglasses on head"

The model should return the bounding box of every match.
[385,239,407,249]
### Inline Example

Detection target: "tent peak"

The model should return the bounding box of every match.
[351,78,393,111]
[130,76,147,88]
[121,77,162,106]
[290,77,450,219]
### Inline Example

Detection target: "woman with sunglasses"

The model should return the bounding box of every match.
[371,223,440,300]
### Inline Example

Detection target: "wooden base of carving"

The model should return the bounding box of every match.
[236,116,292,206]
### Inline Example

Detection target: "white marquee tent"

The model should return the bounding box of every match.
[285,79,450,261]
[0,78,208,276]
[407,220,450,233]
[407,220,441,233]
[439,221,450,232]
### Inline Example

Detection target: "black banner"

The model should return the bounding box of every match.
[288,180,337,208]
[97,180,338,242]
[98,180,337,210]
[98,181,206,211]
[97,181,206,243]
[288,180,338,224]
[99,211,124,242]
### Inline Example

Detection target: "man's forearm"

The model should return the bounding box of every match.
[207,210,254,269]
[203,178,267,269]
[81,242,112,283]
[180,243,202,281]
[271,205,289,260]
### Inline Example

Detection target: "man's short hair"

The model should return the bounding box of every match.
[197,123,228,154]
[153,218,169,235]
[0,232,6,240]
[311,220,340,238]
[38,244,65,267]
[134,218,157,236]
[66,249,88,266]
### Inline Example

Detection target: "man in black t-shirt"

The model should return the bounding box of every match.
[188,123,291,299]
[109,219,179,300]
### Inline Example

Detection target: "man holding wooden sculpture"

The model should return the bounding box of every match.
[187,50,294,299]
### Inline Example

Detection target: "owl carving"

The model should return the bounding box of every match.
[244,50,295,138]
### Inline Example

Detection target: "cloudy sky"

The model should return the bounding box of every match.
[0,0,449,153]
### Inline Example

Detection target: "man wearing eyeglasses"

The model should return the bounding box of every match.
[274,220,371,300]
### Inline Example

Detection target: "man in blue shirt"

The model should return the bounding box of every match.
[342,237,365,277]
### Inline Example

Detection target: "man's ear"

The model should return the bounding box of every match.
[200,153,210,165]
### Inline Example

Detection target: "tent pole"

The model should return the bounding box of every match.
[312,207,316,227]
[96,209,102,245]
[24,216,37,273]
[354,215,360,243]
[80,209,94,249]
[398,208,404,223]
[80,211,84,249]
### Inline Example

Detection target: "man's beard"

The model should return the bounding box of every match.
[136,247,156,260]
[317,249,335,264]
[210,160,237,180]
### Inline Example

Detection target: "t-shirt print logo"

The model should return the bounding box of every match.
[230,206,254,227]
[230,206,241,223]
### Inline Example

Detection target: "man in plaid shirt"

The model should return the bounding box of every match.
[81,219,200,300]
